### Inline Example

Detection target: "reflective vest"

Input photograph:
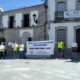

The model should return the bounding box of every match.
[1,49,4,52]
[0,45,5,52]
[13,44,18,51]
[58,41,63,48]
[19,44,24,48]
[19,44,24,51]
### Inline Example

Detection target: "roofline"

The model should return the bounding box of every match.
[2,4,44,13]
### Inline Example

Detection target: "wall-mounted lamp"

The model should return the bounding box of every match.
[33,13,38,24]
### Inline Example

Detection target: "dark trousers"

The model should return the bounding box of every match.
[0,52,5,59]
[13,51,18,58]
[19,51,25,59]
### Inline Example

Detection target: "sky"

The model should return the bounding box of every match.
[0,0,45,11]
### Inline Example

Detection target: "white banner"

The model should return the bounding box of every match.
[64,11,80,19]
[27,40,54,55]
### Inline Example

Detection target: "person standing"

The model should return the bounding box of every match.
[57,40,64,58]
[19,43,25,59]
[0,42,6,59]
[11,41,15,49]
[71,41,78,59]
[13,42,18,58]
[0,43,2,59]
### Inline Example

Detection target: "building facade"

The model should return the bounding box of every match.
[0,4,46,44]
[47,0,80,50]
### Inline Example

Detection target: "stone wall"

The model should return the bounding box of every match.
[4,26,45,44]
[0,31,4,38]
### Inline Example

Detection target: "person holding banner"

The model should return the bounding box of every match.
[57,40,64,58]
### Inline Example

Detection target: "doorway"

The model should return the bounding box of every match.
[21,32,31,44]
[28,37,32,41]
[76,29,80,52]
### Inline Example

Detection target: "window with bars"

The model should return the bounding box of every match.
[57,29,66,45]
[76,1,80,10]
[56,2,66,18]
[57,2,66,11]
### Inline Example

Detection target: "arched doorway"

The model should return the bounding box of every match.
[21,32,32,44]
[76,29,80,52]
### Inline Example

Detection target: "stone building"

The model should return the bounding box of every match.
[46,0,80,52]
[0,4,46,44]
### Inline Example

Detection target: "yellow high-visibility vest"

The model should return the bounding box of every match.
[0,45,5,52]
[13,44,18,51]
[19,44,24,48]
[58,41,63,48]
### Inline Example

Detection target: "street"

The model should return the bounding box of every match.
[0,59,80,80]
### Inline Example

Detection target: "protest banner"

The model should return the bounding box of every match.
[27,40,54,55]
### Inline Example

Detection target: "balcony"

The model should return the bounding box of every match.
[55,11,64,20]
[55,11,80,22]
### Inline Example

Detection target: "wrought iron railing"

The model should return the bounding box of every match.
[55,11,64,20]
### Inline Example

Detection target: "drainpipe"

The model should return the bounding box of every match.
[44,0,48,40]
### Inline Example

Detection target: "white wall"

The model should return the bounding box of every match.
[48,0,55,21]
[2,15,9,28]
[67,0,76,11]
[49,23,55,40]
[15,13,23,28]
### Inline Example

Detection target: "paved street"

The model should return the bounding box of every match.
[0,59,80,80]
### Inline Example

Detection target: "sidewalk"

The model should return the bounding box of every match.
[0,59,80,80]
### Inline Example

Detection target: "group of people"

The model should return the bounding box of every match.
[11,41,25,59]
[57,40,78,59]
[0,41,25,59]
[0,40,78,59]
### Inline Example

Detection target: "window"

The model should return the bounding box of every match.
[9,16,14,28]
[57,2,66,11]
[57,29,66,45]
[76,1,80,10]
[23,14,29,27]
[56,2,66,19]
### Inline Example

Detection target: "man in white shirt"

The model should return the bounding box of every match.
[71,41,78,59]
[19,43,25,59]
[11,42,15,49]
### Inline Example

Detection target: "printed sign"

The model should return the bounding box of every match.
[64,11,80,19]
[27,40,54,55]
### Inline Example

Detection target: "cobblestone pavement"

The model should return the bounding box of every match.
[0,59,80,80]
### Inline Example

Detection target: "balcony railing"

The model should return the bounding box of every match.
[55,11,64,20]
[55,11,80,21]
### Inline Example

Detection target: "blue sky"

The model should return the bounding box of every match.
[0,0,45,11]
